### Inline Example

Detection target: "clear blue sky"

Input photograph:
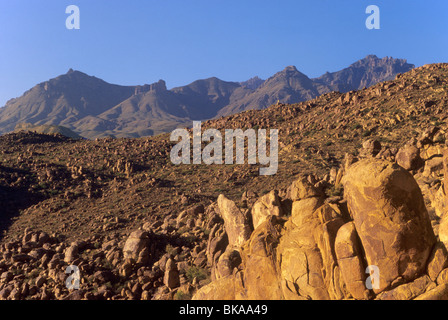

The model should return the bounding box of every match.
[0,0,447,106]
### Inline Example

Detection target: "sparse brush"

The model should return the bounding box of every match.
[325,184,344,197]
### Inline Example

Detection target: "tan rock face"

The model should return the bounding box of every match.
[217,194,252,248]
[215,247,241,280]
[251,190,283,230]
[376,275,435,300]
[414,283,448,300]
[192,276,237,300]
[334,222,369,299]
[239,216,284,300]
[277,202,345,300]
[427,242,448,281]
[343,159,436,292]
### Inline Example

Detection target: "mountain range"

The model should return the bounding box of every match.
[0,55,414,139]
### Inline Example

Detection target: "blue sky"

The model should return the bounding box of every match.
[0,0,447,106]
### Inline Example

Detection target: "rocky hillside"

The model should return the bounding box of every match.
[0,55,413,139]
[0,63,446,300]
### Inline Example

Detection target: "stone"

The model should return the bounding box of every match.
[396,145,424,170]
[290,197,325,227]
[163,258,180,289]
[437,268,448,284]
[313,205,346,300]
[206,224,228,269]
[239,216,284,300]
[290,175,322,201]
[214,248,241,280]
[334,222,369,299]
[343,159,436,293]
[277,202,342,300]
[217,194,252,248]
[1,271,13,283]
[35,275,46,288]
[439,218,448,248]
[414,283,448,300]
[62,290,86,300]
[192,275,237,300]
[251,190,283,230]
[64,243,79,263]
[427,242,448,281]
[376,275,434,300]
[444,148,448,207]
[432,186,446,218]
[361,139,382,157]
[423,157,444,177]
[123,230,150,261]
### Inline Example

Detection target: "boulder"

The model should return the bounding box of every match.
[239,216,284,300]
[334,222,369,299]
[396,145,424,170]
[427,242,448,281]
[277,202,345,300]
[343,159,436,293]
[214,247,242,280]
[163,258,180,289]
[192,275,239,300]
[290,175,322,201]
[123,230,150,261]
[251,190,283,230]
[376,275,434,300]
[439,218,448,250]
[64,242,79,263]
[423,157,444,177]
[414,283,448,300]
[361,139,382,157]
[206,224,228,276]
[444,148,448,204]
[217,194,252,248]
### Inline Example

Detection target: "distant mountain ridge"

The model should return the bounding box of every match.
[0,55,414,139]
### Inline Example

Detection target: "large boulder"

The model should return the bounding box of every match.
[217,195,252,248]
[251,190,283,230]
[277,202,346,300]
[343,159,436,293]
[206,224,228,272]
[239,216,284,300]
[334,222,370,299]
[123,230,150,261]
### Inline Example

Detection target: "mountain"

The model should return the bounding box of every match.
[217,66,321,116]
[313,55,415,93]
[239,76,265,90]
[0,55,415,138]
[217,55,415,116]
[0,69,136,136]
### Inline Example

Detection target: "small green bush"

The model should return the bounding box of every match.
[185,266,208,282]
